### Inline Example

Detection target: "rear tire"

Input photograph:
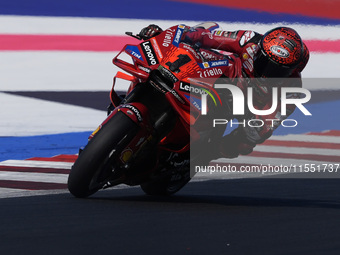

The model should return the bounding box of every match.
[67,112,138,198]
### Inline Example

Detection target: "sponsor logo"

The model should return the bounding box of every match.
[242,48,254,72]
[199,60,229,69]
[203,62,210,68]
[151,38,163,59]
[214,30,223,36]
[188,78,214,87]
[247,58,254,69]
[246,46,256,58]
[223,31,237,39]
[163,28,176,47]
[170,89,185,104]
[137,65,150,73]
[200,50,214,60]
[125,45,143,61]
[240,31,255,47]
[153,66,185,104]
[185,94,202,111]
[141,41,159,66]
[172,25,185,47]
[182,44,200,60]
[150,80,167,93]
[210,60,229,67]
[270,45,290,58]
[245,62,253,71]
[121,104,143,122]
[179,82,207,95]
[197,68,223,78]
[158,65,179,83]
[191,98,201,110]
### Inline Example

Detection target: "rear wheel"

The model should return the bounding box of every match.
[67,112,139,198]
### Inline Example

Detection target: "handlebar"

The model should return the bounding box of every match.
[125,32,143,40]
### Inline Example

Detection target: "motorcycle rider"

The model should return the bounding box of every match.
[138,23,310,159]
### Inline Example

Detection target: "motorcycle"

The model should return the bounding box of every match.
[67,24,232,198]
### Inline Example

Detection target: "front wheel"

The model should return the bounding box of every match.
[67,112,139,198]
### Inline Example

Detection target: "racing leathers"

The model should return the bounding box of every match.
[139,22,310,159]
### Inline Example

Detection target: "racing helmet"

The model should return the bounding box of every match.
[254,27,304,78]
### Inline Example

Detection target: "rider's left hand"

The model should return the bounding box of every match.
[138,24,163,40]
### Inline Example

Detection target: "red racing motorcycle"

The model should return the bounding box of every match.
[67,24,231,198]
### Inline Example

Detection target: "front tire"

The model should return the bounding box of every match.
[67,112,139,198]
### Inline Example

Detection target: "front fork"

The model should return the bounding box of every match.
[96,81,176,174]
[115,82,176,139]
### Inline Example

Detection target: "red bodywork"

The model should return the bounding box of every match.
[101,25,231,156]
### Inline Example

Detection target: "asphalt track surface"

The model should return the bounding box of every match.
[1,176,340,255]
[1,91,340,255]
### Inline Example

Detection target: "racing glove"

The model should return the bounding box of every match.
[138,24,163,40]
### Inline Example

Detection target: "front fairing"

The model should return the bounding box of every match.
[112,24,231,127]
